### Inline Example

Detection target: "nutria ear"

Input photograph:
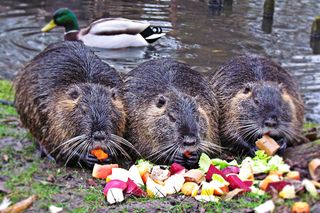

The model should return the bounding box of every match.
[110,88,118,100]
[156,95,166,108]
[66,86,81,100]
[243,85,252,94]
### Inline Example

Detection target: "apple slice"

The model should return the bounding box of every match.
[279,185,296,199]
[164,174,185,194]
[201,182,214,196]
[238,163,254,181]
[106,188,124,204]
[181,182,199,196]
[254,200,275,213]
[106,168,129,182]
[184,169,204,184]
[146,177,167,198]
[128,165,144,186]
[170,163,186,175]
[285,171,301,181]
[92,164,118,179]
[103,180,127,197]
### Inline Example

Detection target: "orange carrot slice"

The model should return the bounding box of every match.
[91,148,108,161]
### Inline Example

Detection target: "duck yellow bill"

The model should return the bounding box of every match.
[41,20,57,32]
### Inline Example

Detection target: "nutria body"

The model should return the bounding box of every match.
[124,59,220,168]
[14,41,131,168]
[211,55,304,156]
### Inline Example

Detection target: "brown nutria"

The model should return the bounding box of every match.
[124,59,220,168]
[211,55,304,157]
[14,41,134,168]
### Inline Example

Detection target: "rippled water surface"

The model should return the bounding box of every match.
[0,0,319,122]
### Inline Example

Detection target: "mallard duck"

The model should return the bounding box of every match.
[41,8,166,49]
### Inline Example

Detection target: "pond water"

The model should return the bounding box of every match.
[0,0,319,122]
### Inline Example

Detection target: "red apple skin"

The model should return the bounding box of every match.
[92,164,118,179]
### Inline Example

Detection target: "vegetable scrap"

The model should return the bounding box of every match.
[90,150,319,209]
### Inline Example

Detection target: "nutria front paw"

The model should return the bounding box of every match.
[276,138,287,155]
[173,152,199,169]
[247,146,258,157]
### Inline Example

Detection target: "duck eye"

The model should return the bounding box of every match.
[244,87,251,94]
[156,96,166,108]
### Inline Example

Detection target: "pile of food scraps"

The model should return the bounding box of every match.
[90,137,320,213]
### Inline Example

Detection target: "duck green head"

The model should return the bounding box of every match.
[41,8,80,33]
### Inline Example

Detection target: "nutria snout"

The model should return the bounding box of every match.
[211,55,304,157]
[14,41,133,168]
[124,59,220,168]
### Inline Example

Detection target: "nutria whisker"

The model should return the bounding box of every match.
[110,134,141,157]
[57,137,87,159]
[150,143,177,163]
[108,139,132,160]
[146,143,176,161]
[164,144,180,164]
[64,139,88,166]
[48,134,87,156]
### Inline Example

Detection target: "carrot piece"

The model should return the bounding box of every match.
[90,148,108,161]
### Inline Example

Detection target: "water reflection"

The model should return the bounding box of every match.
[0,0,319,122]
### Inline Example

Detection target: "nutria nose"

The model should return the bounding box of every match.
[93,131,107,141]
[264,116,278,128]
[183,136,197,146]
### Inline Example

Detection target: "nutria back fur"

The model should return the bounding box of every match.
[211,55,304,156]
[124,59,220,168]
[14,41,131,168]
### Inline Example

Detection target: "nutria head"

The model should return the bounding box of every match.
[135,90,219,168]
[46,83,130,168]
[227,81,300,155]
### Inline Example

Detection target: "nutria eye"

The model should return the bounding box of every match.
[156,96,166,108]
[68,89,79,100]
[254,99,259,105]
[168,113,176,122]
[243,87,251,94]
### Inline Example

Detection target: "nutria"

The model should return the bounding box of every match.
[211,55,304,157]
[124,59,220,168]
[14,41,134,168]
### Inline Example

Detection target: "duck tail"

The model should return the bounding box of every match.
[140,26,165,43]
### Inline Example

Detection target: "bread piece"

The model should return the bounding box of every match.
[255,135,280,156]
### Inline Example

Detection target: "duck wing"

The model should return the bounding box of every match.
[82,18,151,36]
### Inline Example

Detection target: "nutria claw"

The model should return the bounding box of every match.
[276,138,288,155]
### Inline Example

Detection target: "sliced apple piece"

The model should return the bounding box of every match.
[92,164,118,179]
[170,162,186,175]
[106,168,129,182]
[184,169,204,184]
[181,182,199,196]
[106,188,124,204]
[146,177,167,198]
[259,174,281,191]
[103,180,127,197]
[285,171,301,181]
[125,178,146,197]
[128,165,144,186]
[279,185,296,199]
[164,174,185,194]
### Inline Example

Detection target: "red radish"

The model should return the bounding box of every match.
[126,178,146,197]
[221,166,240,176]
[92,164,118,179]
[170,163,186,175]
[266,181,290,193]
[243,180,253,187]
[103,180,127,196]
[225,175,251,192]
[205,164,224,181]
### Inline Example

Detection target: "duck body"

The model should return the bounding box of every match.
[42,8,165,49]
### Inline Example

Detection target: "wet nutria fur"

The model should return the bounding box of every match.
[14,41,133,168]
[211,55,304,157]
[124,59,220,168]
